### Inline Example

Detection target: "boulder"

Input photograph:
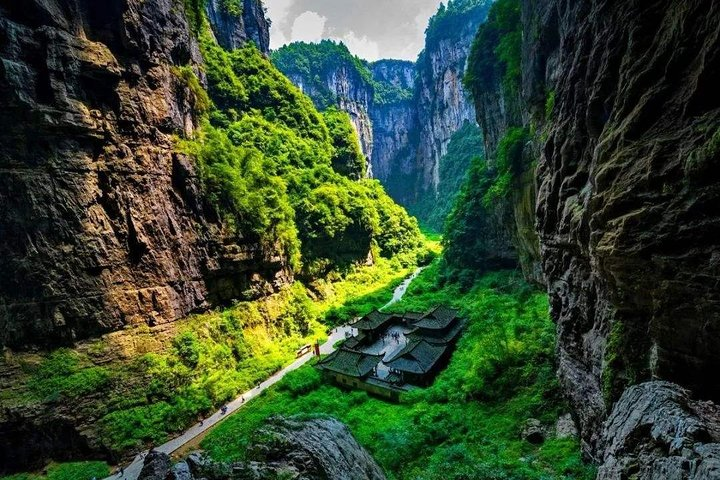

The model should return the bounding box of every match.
[138,451,172,480]
[522,418,547,444]
[555,413,578,439]
[597,382,720,480]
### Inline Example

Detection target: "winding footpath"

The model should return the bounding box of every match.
[105,269,421,480]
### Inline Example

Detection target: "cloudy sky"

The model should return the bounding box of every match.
[265,0,446,61]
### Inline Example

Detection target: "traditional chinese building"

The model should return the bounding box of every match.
[316,305,466,400]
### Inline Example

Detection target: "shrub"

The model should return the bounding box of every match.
[173,332,201,368]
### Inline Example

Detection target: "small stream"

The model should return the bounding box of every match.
[381,266,426,310]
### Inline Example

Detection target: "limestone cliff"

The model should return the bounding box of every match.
[413,2,490,197]
[272,41,374,175]
[273,1,491,216]
[466,0,720,461]
[0,0,287,349]
[369,60,417,199]
[205,0,270,54]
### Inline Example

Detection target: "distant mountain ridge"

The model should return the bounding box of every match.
[271,0,494,229]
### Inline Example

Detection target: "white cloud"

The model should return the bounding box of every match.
[265,0,445,60]
[290,11,328,43]
[337,32,380,61]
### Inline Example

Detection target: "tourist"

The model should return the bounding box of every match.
[221,405,228,415]
[118,467,124,477]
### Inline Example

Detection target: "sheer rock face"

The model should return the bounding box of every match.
[468,10,542,285]
[0,0,289,349]
[138,417,387,480]
[205,0,270,54]
[524,0,720,455]
[414,14,484,197]
[284,67,374,176]
[597,382,720,480]
[275,8,488,207]
[369,60,417,191]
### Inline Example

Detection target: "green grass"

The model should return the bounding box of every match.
[200,262,595,479]
[0,462,109,480]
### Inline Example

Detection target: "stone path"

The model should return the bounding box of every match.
[105,267,424,480]
[104,326,351,480]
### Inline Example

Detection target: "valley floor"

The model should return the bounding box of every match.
[0,241,436,480]
[199,262,596,480]
[1,242,595,480]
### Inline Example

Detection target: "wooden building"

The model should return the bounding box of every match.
[316,305,466,398]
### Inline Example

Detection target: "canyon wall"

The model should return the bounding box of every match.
[205,0,271,54]
[273,1,492,214]
[413,5,489,197]
[468,0,720,464]
[273,42,374,176]
[534,0,720,457]
[368,60,417,200]
[0,0,286,349]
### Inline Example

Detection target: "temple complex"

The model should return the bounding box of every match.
[316,306,466,400]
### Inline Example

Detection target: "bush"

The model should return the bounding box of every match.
[173,332,201,368]
[464,0,522,99]
[277,368,322,397]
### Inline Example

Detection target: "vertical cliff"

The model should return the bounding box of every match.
[0,0,287,349]
[272,41,374,176]
[413,1,491,197]
[533,0,720,455]
[272,1,492,223]
[369,60,417,200]
[464,0,720,463]
[205,0,270,54]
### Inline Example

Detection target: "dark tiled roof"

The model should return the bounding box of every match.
[353,310,393,331]
[384,340,447,374]
[413,306,459,330]
[404,312,425,321]
[343,334,365,350]
[408,317,467,345]
[317,348,382,378]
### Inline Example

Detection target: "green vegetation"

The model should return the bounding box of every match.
[464,0,522,99]
[181,20,423,275]
[409,122,484,231]
[322,107,367,179]
[273,41,415,106]
[545,90,556,121]
[5,251,429,460]
[272,41,374,109]
[201,263,594,479]
[484,126,530,206]
[172,66,212,114]
[418,0,493,81]
[441,155,504,282]
[221,0,242,17]
[425,0,493,47]
[0,461,109,480]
